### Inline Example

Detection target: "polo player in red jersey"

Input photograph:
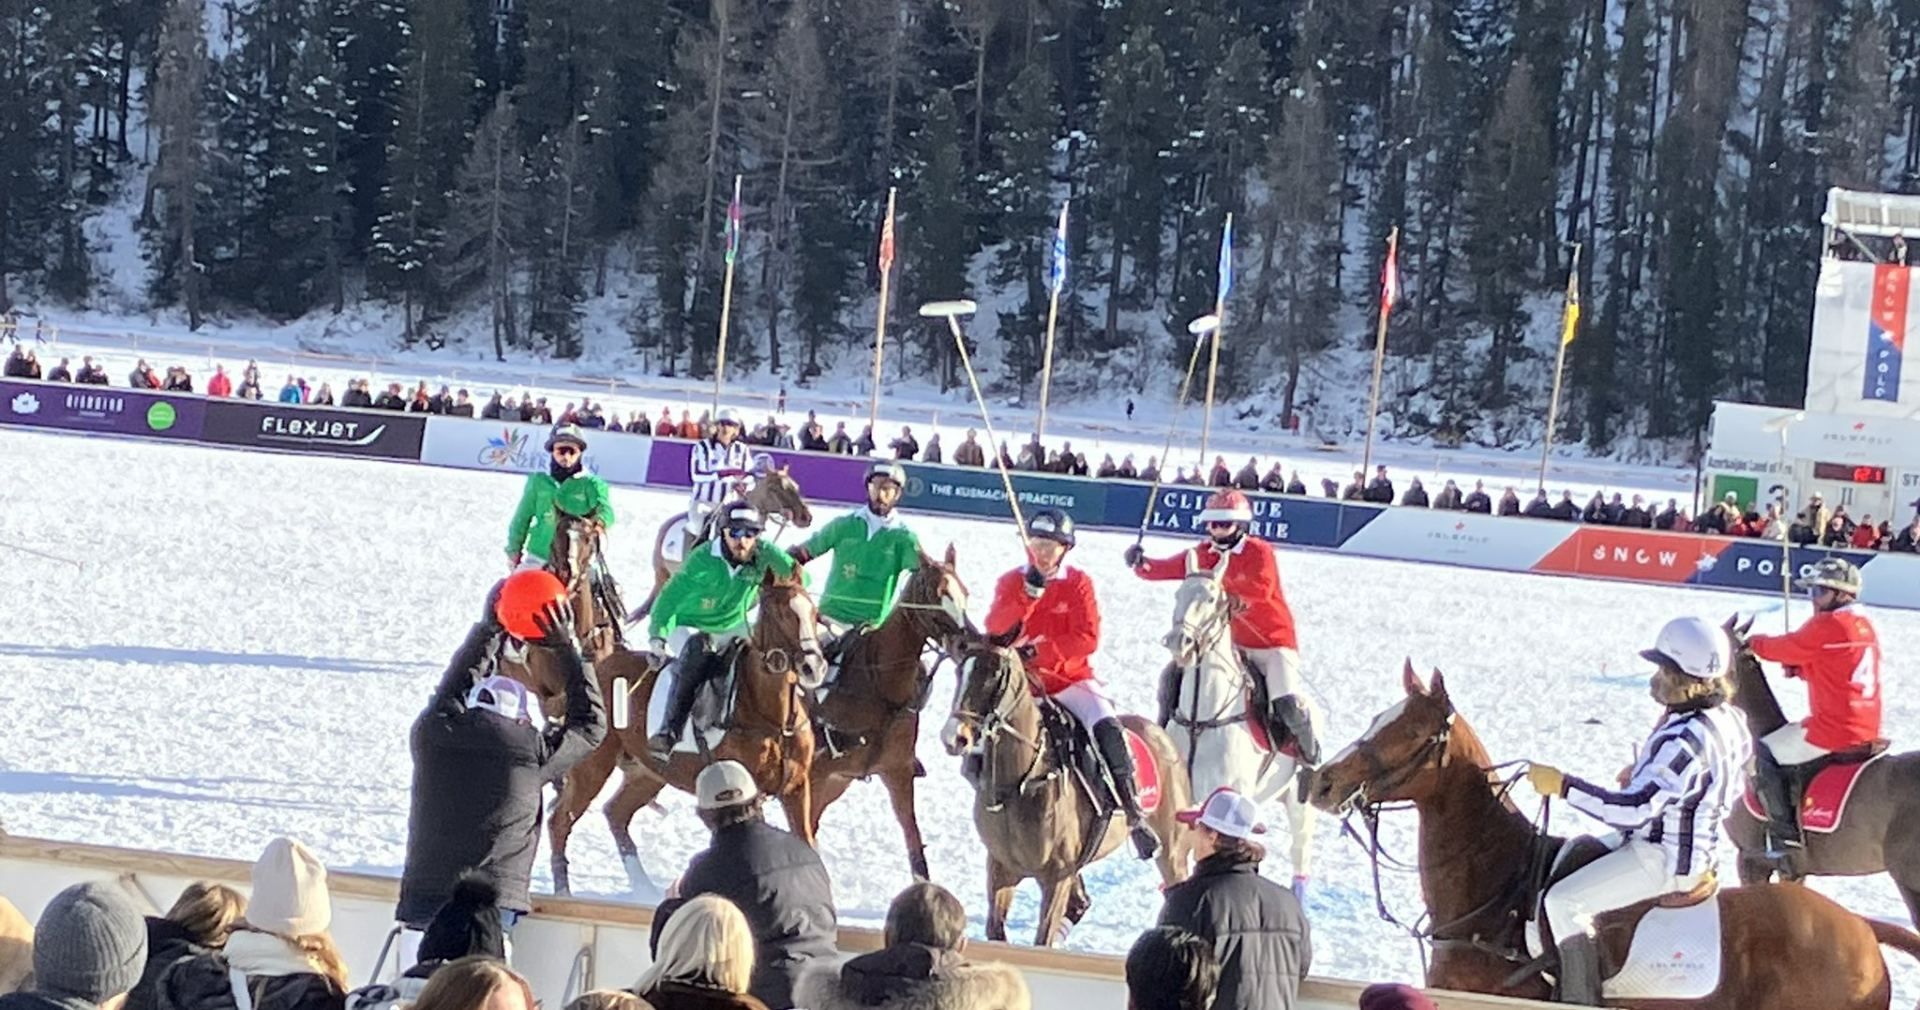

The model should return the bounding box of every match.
[1127,488,1320,765]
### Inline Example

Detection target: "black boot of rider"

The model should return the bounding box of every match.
[1754,751,1808,876]
[1093,719,1160,861]
[1156,664,1183,728]
[649,649,708,761]
[1554,934,1602,1006]
[1269,695,1322,767]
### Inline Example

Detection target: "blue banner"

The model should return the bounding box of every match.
[1688,541,1877,594]
[1129,486,1379,548]
[900,463,1108,524]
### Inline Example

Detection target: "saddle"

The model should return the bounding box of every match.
[1037,699,1116,813]
[1157,656,1286,756]
[1740,738,1890,834]
[687,641,747,744]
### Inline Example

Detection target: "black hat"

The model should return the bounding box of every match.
[418,875,505,962]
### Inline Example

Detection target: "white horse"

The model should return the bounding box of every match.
[1163,550,1318,897]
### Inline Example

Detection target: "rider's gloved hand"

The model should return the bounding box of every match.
[1123,544,1146,568]
[788,546,812,565]
[531,600,578,650]
[649,637,669,657]
[1023,566,1047,598]
[1526,763,1566,798]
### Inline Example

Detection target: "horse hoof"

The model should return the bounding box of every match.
[1290,875,1310,903]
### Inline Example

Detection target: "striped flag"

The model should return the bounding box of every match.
[1216,214,1234,303]
[878,201,896,273]
[724,187,743,266]
[1379,231,1400,316]
[1048,201,1069,294]
[1560,263,1581,346]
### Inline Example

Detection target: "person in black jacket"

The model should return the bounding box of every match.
[676,761,837,1010]
[47,357,72,382]
[1364,465,1394,504]
[126,884,246,1010]
[889,426,919,461]
[1400,477,1429,508]
[1431,480,1462,511]
[1158,788,1311,1010]
[1549,490,1580,521]
[395,587,607,932]
[158,838,348,1010]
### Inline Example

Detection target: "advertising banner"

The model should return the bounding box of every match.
[420,417,654,485]
[1338,508,1576,571]
[644,440,873,504]
[1866,263,1908,402]
[1133,487,1366,548]
[901,462,1107,524]
[201,400,425,460]
[0,380,205,440]
[1806,259,1920,413]
[1532,527,1730,585]
[1860,554,1920,609]
[1782,412,1920,468]
[1689,541,1877,595]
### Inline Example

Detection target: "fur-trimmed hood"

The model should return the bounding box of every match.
[792,946,1029,1010]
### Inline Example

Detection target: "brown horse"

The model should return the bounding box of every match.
[1723,616,1920,926]
[628,465,814,621]
[547,568,827,897]
[501,514,624,715]
[1308,662,1920,1009]
[939,643,1192,946]
[805,546,974,881]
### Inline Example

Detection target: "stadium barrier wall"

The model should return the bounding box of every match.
[0,834,1560,1010]
[6,376,1920,609]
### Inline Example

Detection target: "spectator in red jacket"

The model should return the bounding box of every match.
[1850,517,1881,550]
[207,365,232,397]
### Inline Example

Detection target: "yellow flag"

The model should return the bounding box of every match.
[1560,269,1581,346]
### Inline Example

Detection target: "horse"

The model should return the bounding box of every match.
[1722,616,1920,926]
[804,546,974,881]
[546,568,827,898]
[628,461,814,621]
[500,513,626,716]
[939,642,1193,946]
[1162,551,1317,895]
[1307,661,1920,1009]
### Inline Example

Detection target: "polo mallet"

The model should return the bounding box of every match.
[1133,313,1220,550]
[920,299,1035,560]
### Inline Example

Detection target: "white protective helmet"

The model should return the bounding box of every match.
[1638,616,1731,680]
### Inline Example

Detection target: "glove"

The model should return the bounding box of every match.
[1123,544,1146,568]
[788,546,812,565]
[530,600,578,649]
[1023,566,1047,598]
[649,637,669,656]
[1226,595,1249,617]
[1527,763,1566,798]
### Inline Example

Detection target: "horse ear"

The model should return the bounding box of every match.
[1402,659,1425,696]
[945,543,958,568]
[1737,616,1754,637]
[1429,668,1450,703]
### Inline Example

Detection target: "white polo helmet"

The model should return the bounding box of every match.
[1639,616,1730,680]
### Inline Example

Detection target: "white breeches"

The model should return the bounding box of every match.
[1051,679,1119,730]
[1762,722,1832,766]
[1544,837,1706,942]
[1243,646,1304,700]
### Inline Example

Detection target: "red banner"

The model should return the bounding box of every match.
[1532,528,1730,584]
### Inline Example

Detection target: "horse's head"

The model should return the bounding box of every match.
[1309,660,1460,815]
[750,568,827,689]
[549,513,603,594]
[1166,549,1233,668]
[940,640,1024,756]
[750,460,815,529]
[902,544,973,642]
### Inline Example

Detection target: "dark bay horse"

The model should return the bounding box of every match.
[1308,662,1920,1009]
[628,464,814,621]
[806,546,973,881]
[940,643,1192,946]
[547,569,827,897]
[1723,616,1920,925]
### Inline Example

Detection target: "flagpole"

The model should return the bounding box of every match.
[868,188,897,435]
[1537,243,1582,495]
[1198,213,1232,470]
[1360,226,1399,480]
[712,173,743,414]
[1037,200,1068,445]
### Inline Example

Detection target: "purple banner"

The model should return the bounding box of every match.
[644,440,874,504]
[0,379,206,440]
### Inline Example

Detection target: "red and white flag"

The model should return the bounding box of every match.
[1379,230,1400,316]
[878,204,896,274]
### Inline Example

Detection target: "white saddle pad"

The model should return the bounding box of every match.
[661,516,692,566]
[1603,899,1722,1001]
[640,663,724,755]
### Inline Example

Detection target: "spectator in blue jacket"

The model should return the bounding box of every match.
[278,376,304,404]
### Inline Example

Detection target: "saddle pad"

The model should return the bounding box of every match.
[1126,729,1162,814]
[1739,752,1883,833]
[1244,697,1272,753]
[1602,900,1722,1001]
[641,668,725,755]
[661,516,691,565]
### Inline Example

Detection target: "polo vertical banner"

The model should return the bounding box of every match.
[1867,263,1908,402]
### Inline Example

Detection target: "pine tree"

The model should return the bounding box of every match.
[525,120,589,358]
[440,92,528,360]
[987,60,1058,386]
[1091,23,1175,367]
[263,0,351,317]
[144,0,209,328]
[1250,71,1339,422]
[1462,61,1553,406]
[337,0,406,254]
[903,89,969,389]
[0,5,50,310]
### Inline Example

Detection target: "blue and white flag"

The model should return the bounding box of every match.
[1216,214,1234,302]
[1049,202,1069,295]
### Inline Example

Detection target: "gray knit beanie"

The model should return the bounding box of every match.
[32,882,148,1003]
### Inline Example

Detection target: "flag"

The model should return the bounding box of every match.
[1216,214,1234,302]
[1379,231,1400,316]
[724,187,743,266]
[1560,265,1581,346]
[878,202,896,273]
[1048,202,1069,295]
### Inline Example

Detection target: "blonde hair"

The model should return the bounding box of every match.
[1652,667,1733,708]
[564,990,650,1010]
[633,895,755,995]
[410,956,532,1010]
[233,926,350,992]
[166,883,247,948]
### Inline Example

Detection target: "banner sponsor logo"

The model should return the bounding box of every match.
[902,463,1108,523]
[202,400,424,459]
[1865,264,1908,402]
[0,379,204,439]
[419,417,654,485]
[1338,508,1568,569]
[1534,528,1721,584]
[1693,542,1872,594]
[1137,488,1359,548]
[1783,413,1920,468]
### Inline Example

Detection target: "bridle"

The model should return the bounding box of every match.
[948,646,1049,809]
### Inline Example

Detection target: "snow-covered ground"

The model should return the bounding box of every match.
[0,427,1911,998]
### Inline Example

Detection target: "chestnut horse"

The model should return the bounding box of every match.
[501,514,624,717]
[547,569,827,897]
[1309,663,1920,1010]
[1722,616,1920,927]
[627,462,814,621]
[805,546,974,880]
[940,643,1193,946]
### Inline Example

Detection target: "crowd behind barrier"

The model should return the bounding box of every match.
[7,343,1920,610]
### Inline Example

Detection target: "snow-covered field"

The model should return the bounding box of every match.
[0,427,1913,998]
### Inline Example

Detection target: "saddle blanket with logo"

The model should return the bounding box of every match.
[1740,753,1882,833]
[1602,900,1722,1001]
[1126,729,1162,813]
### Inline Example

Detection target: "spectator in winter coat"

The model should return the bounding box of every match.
[1523,491,1553,519]
[800,422,828,453]
[855,425,877,455]
[1341,471,1366,501]
[238,376,264,400]
[206,366,232,397]
[129,360,158,389]
[373,384,405,410]
[793,882,1030,1010]
[1285,472,1306,496]
[482,393,504,420]
[1209,457,1233,488]
[525,398,553,425]
[629,413,653,436]
[1139,457,1160,483]
[1118,455,1139,480]
[408,386,432,413]
[922,433,942,464]
[76,357,109,385]
[428,385,453,415]
[1400,478,1429,509]
[1820,514,1852,548]
[344,878,506,1010]
[1097,455,1119,479]
[1158,789,1311,1010]
[396,589,606,933]
[1496,487,1520,516]
[1124,927,1217,1010]
[827,423,853,455]
[1233,458,1261,491]
[1653,499,1681,531]
[1459,481,1489,513]
[164,367,194,392]
[1621,496,1650,528]
[1261,463,1287,493]
[1364,465,1395,504]
[347,381,375,409]
[243,360,261,387]
[278,377,305,404]
[503,397,526,423]
[42,356,69,381]
[581,406,608,430]
[634,895,769,1010]
[1071,452,1090,477]
[890,426,919,461]
[678,412,702,440]
[1602,493,1627,525]
[1319,477,1340,499]
[1,345,33,378]
[675,762,837,1010]
[1431,480,1462,511]
[997,442,1014,470]
[1549,491,1579,522]
[1894,518,1920,553]
[1581,492,1608,525]
[125,884,246,1010]
[0,882,147,1010]
[1851,517,1881,550]
[158,838,348,1010]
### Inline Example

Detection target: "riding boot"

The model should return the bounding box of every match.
[1268,694,1322,767]
[1093,719,1160,861]
[1553,933,1602,1006]
[648,643,709,761]
[1754,749,1807,876]
[809,687,857,758]
[1156,663,1183,728]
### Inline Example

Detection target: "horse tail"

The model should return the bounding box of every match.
[1866,916,1920,968]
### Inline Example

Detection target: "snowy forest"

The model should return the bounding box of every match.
[0,0,1908,451]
